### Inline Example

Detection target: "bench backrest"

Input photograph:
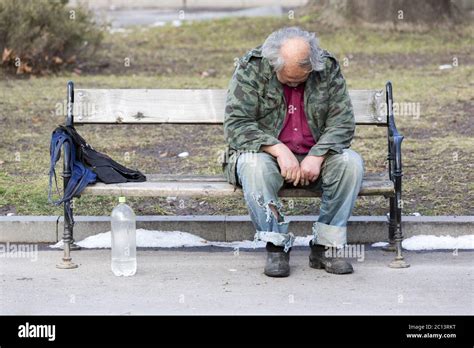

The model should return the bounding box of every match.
[72,89,387,126]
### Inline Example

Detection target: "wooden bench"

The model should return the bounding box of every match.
[56,81,409,269]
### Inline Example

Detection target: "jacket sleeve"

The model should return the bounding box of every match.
[223,60,281,152]
[308,57,355,157]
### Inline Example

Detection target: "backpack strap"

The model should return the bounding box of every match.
[48,127,97,224]
[48,127,72,204]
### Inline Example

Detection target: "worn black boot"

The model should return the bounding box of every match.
[264,243,290,277]
[309,241,353,274]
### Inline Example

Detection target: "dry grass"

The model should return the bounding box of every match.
[0,17,472,216]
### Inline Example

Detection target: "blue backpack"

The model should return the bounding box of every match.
[48,126,97,223]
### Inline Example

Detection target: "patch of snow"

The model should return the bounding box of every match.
[51,229,208,249]
[152,21,166,27]
[438,64,453,70]
[372,235,473,250]
[211,240,265,249]
[108,28,130,34]
[372,242,389,247]
[177,151,189,158]
[50,230,473,251]
[51,239,65,249]
[402,235,473,250]
[50,230,314,250]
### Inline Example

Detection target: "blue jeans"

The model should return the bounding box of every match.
[236,149,364,252]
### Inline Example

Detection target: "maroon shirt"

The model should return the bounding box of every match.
[278,83,316,155]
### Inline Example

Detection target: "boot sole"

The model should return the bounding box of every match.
[309,259,353,275]
[264,269,290,278]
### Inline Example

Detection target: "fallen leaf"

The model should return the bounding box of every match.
[32,115,42,124]
[52,56,63,64]
[2,48,12,63]
[66,55,76,64]
[201,69,217,78]
[16,63,32,74]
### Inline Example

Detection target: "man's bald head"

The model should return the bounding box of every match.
[262,27,323,87]
[279,38,311,86]
[280,37,311,68]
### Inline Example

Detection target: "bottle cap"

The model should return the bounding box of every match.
[119,196,126,203]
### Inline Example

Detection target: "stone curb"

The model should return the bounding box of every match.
[0,215,472,243]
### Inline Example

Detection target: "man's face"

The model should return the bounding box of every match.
[276,64,311,87]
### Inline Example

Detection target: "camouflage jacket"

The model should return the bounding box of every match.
[222,45,355,186]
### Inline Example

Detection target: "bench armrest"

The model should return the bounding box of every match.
[386,81,404,184]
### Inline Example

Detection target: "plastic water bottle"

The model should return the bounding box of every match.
[111,196,137,276]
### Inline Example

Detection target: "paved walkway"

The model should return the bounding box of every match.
[102,6,285,28]
[1,247,472,315]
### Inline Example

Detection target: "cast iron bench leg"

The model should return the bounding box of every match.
[383,196,397,252]
[386,81,409,268]
[57,81,79,269]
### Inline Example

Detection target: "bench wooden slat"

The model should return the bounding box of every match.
[144,173,389,182]
[74,89,387,125]
[81,173,393,197]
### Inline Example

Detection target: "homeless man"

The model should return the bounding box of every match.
[223,27,364,277]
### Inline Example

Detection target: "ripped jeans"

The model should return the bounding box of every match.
[236,149,364,252]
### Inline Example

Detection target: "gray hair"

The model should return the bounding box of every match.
[261,27,324,72]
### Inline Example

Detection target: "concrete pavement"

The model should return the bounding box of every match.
[1,247,472,315]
